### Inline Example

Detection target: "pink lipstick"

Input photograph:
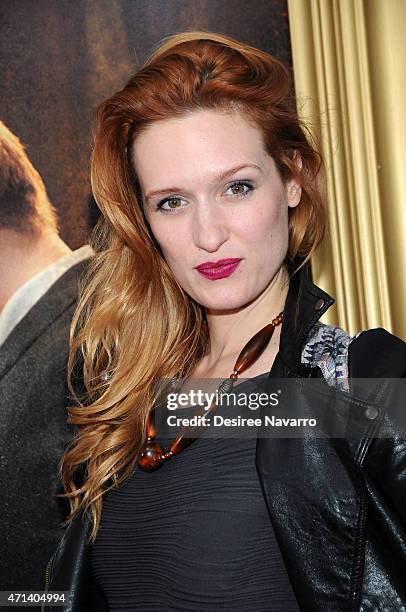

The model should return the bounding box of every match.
[195,258,241,280]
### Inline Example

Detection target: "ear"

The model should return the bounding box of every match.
[286,151,302,208]
[286,178,302,208]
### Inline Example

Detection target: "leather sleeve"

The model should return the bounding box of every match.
[348,327,406,607]
[348,326,406,517]
[348,327,406,378]
[44,511,108,612]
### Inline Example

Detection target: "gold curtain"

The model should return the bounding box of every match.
[287,0,406,340]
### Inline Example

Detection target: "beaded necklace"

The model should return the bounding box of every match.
[138,311,284,471]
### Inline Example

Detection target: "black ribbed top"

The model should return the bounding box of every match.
[91,379,300,611]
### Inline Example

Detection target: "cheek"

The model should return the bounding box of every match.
[235,197,287,245]
[148,221,189,268]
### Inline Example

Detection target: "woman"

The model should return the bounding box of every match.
[44,32,406,611]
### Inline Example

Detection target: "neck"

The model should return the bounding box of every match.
[0,228,71,312]
[203,265,289,370]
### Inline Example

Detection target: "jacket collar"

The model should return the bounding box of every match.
[0,260,88,381]
[276,263,335,374]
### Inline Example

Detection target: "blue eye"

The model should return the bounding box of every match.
[156,196,185,212]
[226,181,254,197]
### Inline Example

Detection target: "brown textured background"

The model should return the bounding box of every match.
[0,0,291,248]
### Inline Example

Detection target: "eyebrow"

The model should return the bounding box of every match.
[144,163,263,201]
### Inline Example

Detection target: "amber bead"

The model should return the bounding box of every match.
[137,442,165,471]
[234,323,276,374]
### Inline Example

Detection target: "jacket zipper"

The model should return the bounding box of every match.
[350,458,368,610]
[349,384,387,610]
[41,555,53,612]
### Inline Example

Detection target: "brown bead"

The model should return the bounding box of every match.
[145,412,157,439]
[137,442,165,471]
[170,435,196,455]
[234,323,276,375]
[272,312,284,326]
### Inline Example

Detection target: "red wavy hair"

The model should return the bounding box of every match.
[61,31,326,541]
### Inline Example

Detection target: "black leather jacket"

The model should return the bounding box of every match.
[44,267,406,611]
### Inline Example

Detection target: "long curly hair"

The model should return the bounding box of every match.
[60,31,326,541]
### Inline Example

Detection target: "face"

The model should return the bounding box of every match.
[131,109,301,313]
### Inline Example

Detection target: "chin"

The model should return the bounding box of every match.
[193,291,254,313]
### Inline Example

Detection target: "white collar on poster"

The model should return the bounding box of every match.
[0,244,93,348]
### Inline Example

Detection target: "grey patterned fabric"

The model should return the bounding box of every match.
[301,322,361,392]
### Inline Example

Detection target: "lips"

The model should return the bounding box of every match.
[196,258,241,271]
[195,258,241,280]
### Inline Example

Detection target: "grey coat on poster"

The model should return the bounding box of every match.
[0,259,89,593]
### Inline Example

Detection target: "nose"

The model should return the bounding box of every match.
[192,201,229,253]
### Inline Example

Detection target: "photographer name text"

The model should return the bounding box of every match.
[166,414,317,428]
